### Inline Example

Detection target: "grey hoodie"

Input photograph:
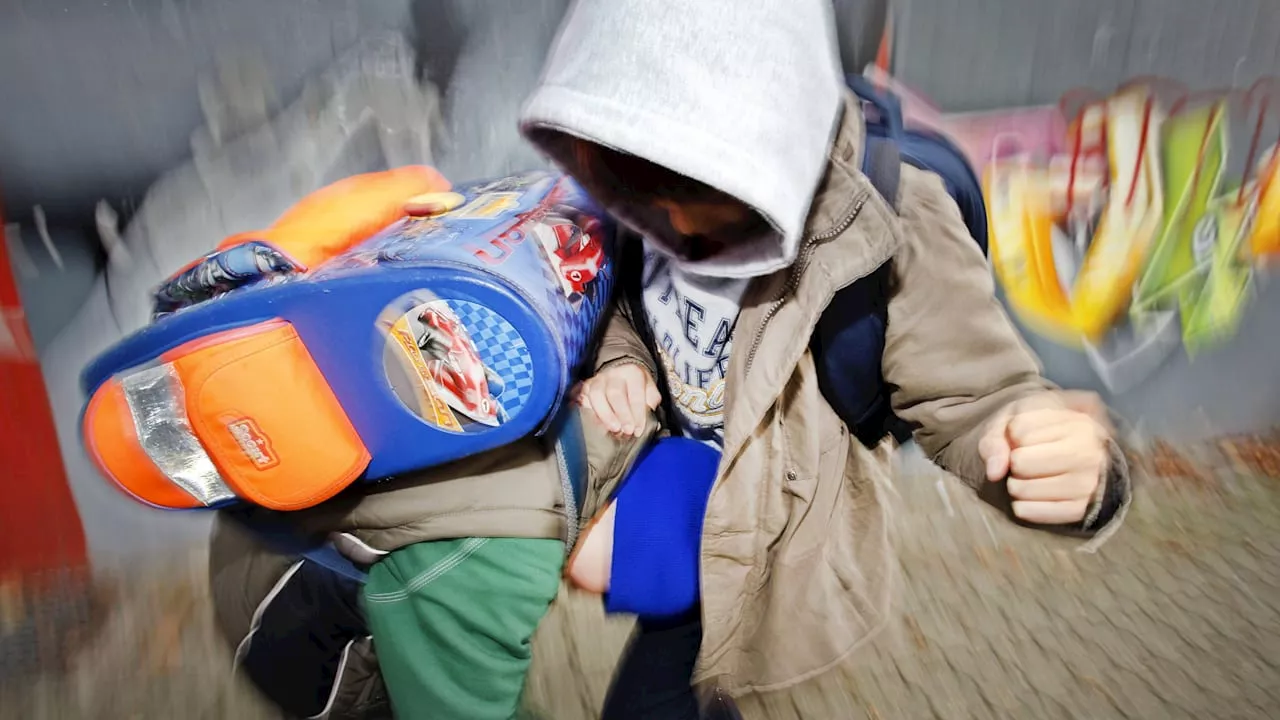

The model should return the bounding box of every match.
[521,0,847,440]
[520,0,846,278]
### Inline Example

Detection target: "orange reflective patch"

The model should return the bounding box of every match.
[217,166,451,270]
[83,379,203,510]
[166,320,370,511]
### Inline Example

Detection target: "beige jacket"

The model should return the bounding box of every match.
[218,412,648,564]
[594,97,1131,694]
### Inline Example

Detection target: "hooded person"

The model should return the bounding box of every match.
[519,0,1130,715]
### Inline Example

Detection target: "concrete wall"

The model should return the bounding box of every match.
[895,0,1280,112]
[0,0,886,224]
[0,0,411,222]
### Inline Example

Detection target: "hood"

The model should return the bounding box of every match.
[519,0,845,278]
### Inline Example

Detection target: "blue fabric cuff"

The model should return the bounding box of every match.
[604,437,721,621]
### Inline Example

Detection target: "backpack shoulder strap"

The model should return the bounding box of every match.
[810,76,911,446]
[847,73,904,214]
[227,508,370,584]
[302,544,369,584]
[862,135,902,214]
[617,231,679,427]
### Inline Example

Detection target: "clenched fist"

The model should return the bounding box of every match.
[978,392,1111,525]
[575,362,661,437]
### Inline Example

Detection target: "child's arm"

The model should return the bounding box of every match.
[573,291,663,516]
[883,169,1129,536]
[595,288,658,377]
[577,254,664,437]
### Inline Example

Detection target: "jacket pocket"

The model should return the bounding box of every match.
[780,423,849,560]
[822,440,893,638]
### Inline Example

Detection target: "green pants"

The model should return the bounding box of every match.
[363,537,563,720]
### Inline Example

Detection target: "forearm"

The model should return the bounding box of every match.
[595,299,657,374]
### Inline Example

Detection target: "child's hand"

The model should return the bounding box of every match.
[575,362,661,437]
[978,392,1110,525]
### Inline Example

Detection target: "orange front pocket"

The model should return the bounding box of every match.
[84,321,370,510]
[164,321,371,511]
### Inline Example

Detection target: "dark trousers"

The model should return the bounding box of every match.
[601,610,704,720]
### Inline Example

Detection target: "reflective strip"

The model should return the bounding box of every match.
[232,560,305,669]
[308,638,359,720]
[331,532,389,566]
[121,364,236,506]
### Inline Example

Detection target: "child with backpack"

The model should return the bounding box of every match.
[518,0,1130,717]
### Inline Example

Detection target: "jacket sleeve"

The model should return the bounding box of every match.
[594,297,658,375]
[880,168,1131,538]
[593,228,660,376]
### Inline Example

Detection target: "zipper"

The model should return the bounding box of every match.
[553,438,580,552]
[743,191,871,378]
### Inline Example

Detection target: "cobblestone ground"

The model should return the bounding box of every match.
[3,436,1278,719]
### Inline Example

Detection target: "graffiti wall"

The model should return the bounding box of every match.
[868,0,1280,440]
[879,68,1280,437]
[980,81,1276,385]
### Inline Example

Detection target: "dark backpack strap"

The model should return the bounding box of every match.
[617,232,678,428]
[302,545,370,584]
[858,133,917,445]
[862,135,902,214]
[848,73,904,215]
[542,403,588,547]
[811,83,916,447]
[228,507,370,584]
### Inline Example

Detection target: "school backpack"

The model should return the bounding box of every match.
[811,74,990,446]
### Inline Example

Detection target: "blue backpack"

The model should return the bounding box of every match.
[809,75,990,446]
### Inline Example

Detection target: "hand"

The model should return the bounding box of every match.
[575,362,661,437]
[978,392,1110,525]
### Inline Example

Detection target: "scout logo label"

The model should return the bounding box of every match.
[226,417,278,469]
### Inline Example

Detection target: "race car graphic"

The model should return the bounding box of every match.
[531,209,606,301]
[414,304,508,427]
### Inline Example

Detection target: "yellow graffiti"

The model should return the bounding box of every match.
[1249,150,1280,258]
[983,79,1276,357]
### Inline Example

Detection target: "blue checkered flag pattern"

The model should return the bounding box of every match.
[447,300,536,416]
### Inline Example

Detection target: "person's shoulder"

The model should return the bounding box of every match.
[896,164,961,224]
[888,164,990,287]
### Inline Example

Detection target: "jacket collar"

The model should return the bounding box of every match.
[805,92,869,239]
[803,91,901,288]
